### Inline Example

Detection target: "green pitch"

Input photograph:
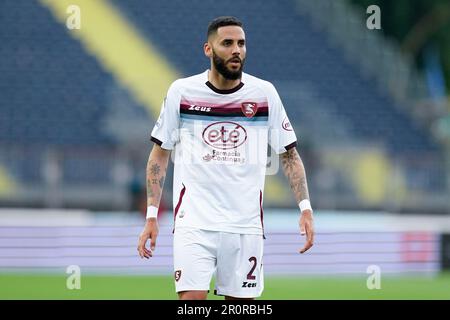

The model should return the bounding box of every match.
[1,273,449,300]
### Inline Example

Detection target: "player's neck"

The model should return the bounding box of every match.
[207,69,241,91]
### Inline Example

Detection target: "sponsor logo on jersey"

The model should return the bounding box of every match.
[242,281,257,288]
[202,121,247,150]
[174,270,182,282]
[282,117,293,131]
[202,150,245,164]
[203,153,213,162]
[241,102,258,118]
[188,105,211,112]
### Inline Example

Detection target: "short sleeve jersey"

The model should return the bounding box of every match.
[151,70,297,235]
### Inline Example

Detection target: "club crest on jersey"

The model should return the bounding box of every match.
[241,102,258,118]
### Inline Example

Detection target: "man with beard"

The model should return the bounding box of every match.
[137,16,314,300]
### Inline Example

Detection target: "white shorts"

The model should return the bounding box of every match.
[173,227,264,298]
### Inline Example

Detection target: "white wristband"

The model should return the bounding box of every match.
[146,206,158,219]
[299,199,312,213]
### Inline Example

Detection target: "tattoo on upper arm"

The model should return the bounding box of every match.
[281,148,310,203]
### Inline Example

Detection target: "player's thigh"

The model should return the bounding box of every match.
[178,290,208,300]
[215,233,264,298]
[173,228,217,292]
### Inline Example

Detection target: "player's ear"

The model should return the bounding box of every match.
[204,42,212,58]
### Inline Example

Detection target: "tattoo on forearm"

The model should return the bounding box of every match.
[159,176,165,189]
[147,180,154,198]
[281,148,310,203]
[146,159,166,206]
[150,163,161,176]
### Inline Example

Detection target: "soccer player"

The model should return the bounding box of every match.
[137,16,314,300]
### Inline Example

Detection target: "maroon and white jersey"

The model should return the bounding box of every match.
[151,70,297,235]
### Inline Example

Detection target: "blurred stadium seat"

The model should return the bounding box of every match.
[0,0,448,212]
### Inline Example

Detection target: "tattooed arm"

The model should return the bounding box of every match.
[281,147,310,203]
[280,147,314,254]
[146,144,170,208]
[138,144,171,259]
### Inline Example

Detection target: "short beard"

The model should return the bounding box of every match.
[212,50,244,80]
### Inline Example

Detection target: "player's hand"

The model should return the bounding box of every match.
[299,209,314,254]
[137,218,159,259]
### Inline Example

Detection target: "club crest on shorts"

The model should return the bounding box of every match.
[174,270,182,282]
[241,102,258,118]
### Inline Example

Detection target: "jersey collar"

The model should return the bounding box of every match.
[204,70,245,94]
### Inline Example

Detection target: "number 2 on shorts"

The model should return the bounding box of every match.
[247,256,257,280]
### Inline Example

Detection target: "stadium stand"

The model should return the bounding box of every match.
[0,0,446,211]
[0,0,148,188]
[111,0,446,209]
[112,0,439,153]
